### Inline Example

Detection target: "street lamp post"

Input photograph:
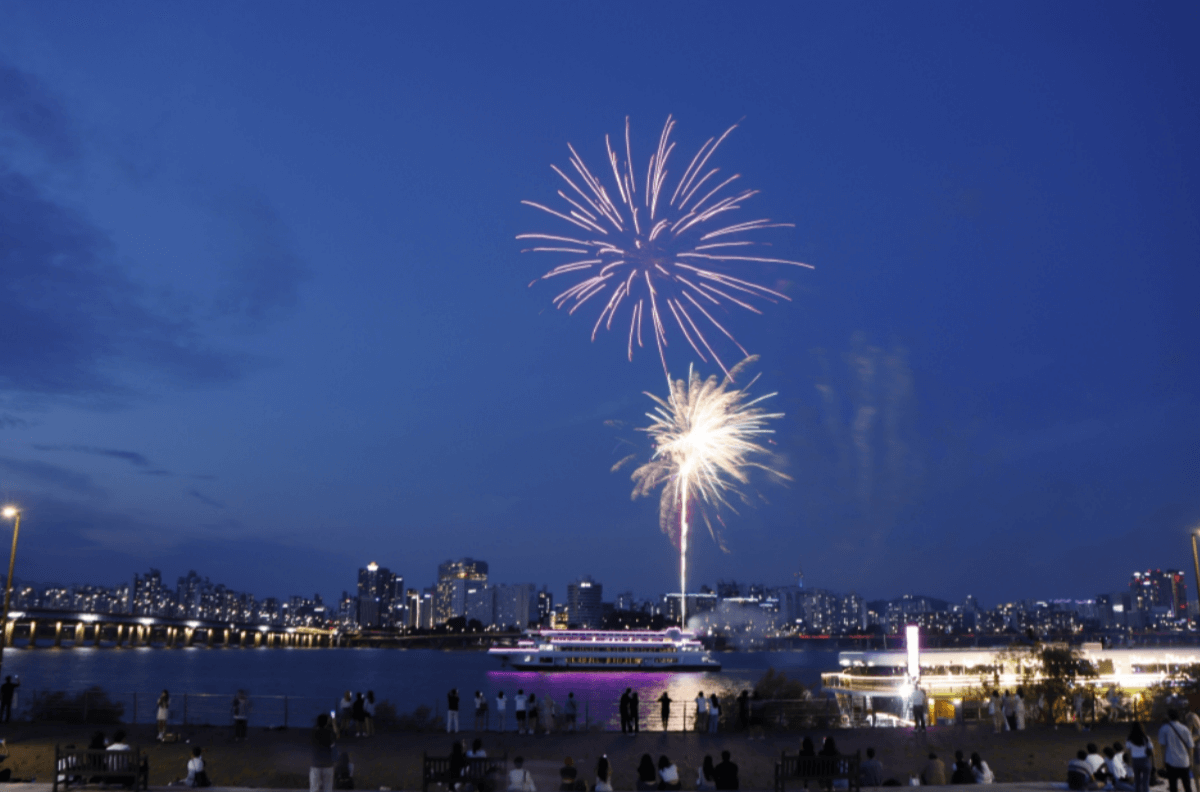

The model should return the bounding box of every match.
[0,506,21,681]
[1191,532,1200,628]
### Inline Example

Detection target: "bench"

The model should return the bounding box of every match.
[775,751,861,792]
[54,746,148,792]
[422,752,507,792]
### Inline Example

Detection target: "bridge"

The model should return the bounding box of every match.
[4,608,338,649]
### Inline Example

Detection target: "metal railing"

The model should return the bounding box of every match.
[18,689,860,732]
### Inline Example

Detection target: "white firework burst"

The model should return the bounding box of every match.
[521,116,811,377]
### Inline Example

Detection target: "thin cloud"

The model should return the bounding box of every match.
[33,444,151,467]
[0,60,78,161]
[211,191,309,327]
[0,168,250,402]
[0,456,100,495]
[188,489,225,509]
[0,414,29,430]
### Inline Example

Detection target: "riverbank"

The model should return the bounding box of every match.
[0,720,1163,789]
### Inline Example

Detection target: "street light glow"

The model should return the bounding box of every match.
[1,507,17,519]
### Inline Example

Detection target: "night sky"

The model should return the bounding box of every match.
[2,3,1198,608]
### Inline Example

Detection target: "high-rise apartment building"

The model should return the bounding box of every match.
[357,562,398,628]
[466,586,496,626]
[537,587,554,626]
[566,576,603,628]
[494,583,537,630]
[435,558,488,624]
[132,569,170,616]
[1130,569,1188,619]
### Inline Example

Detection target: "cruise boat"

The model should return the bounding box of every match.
[488,628,722,672]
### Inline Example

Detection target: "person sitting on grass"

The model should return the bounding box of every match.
[594,756,613,792]
[713,752,739,792]
[560,757,578,792]
[859,748,884,787]
[1103,747,1132,791]
[970,753,993,785]
[508,757,535,792]
[184,746,211,787]
[1086,744,1111,786]
[920,753,945,786]
[635,755,658,792]
[950,751,974,785]
[1068,750,1100,791]
[697,756,716,791]
[657,755,681,792]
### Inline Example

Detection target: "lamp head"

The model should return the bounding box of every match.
[1,507,17,520]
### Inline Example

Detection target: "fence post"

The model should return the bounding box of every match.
[284,695,289,728]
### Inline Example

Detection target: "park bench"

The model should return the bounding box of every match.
[422,752,507,792]
[775,751,861,792]
[54,746,148,792]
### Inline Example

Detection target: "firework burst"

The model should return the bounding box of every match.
[521,116,811,377]
[614,356,789,625]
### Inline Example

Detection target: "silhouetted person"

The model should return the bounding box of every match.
[860,748,884,787]
[658,692,671,731]
[713,751,739,791]
[620,689,633,734]
[0,676,18,723]
[310,713,336,792]
[630,690,640,733]
[636,754,657,791]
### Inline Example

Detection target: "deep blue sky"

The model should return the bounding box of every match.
[1,2,1197,608]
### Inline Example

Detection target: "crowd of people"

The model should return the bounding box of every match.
[336,690,379,737]
[478,689,582,735]
[1066,710,1200,792]
[453,688,752,734]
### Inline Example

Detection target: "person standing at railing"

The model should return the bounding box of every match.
[475,691,488,732]
[657,692,671,732]
[708,694,720,734]
[447,689,460,734]
[694,692,708,733]
[352,693,366,737]
[364,691,376,737]
[156,690,170,741]
[232,691,250,742]
[564,693,578,733]
[496,691,507,733]
[514,690,527,735]
[338,692,354,735]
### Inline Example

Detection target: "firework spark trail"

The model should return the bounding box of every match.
[522,117,812,377]
[614,356,789,626]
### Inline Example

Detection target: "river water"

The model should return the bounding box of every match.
[2,646,840,731]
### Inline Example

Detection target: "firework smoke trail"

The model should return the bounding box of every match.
[521,117,812,377]
[615,356,789,626]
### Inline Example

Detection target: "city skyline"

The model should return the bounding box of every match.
[0,4,1197,605]
[8,553,1195,636]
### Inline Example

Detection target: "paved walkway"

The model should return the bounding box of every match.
[15,784,1073,792]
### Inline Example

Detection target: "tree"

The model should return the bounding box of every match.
[1033,644,1097,724]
